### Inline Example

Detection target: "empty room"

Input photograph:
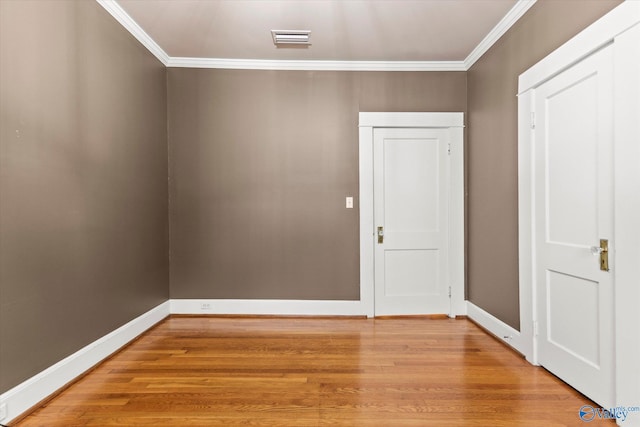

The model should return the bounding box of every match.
[1,0,639,425]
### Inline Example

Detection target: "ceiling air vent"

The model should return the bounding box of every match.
[271,30,311,45]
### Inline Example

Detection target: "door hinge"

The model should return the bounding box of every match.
[533,320,539,337]
[448,286,452,298]
[530,112,536,130]
[447,142,451,155]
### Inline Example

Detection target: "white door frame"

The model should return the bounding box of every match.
[517,1,640,417]
[359,112,465,318]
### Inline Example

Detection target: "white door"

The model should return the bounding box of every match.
[373,128,450,316]
[534,45,614,408]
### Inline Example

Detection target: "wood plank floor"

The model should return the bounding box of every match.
[13,316,613,426]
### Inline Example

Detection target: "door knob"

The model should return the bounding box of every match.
[377,226,384,244]
[590,239,609,271]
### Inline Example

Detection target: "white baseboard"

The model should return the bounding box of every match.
[170,299,367,316]
[0,301,170,424]
[466,301,526,355]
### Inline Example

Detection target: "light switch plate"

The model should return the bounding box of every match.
[346,197,353,209]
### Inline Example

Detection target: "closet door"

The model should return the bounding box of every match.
[373,128,451,316]
[533,45,614,408]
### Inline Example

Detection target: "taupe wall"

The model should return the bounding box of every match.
[168,70,466,299]
[466,0,621,329]
[0,1,168,392]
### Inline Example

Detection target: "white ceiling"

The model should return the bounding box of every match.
[112,0,530,67]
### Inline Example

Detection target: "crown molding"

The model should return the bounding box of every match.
[464,0,537,69]
[97,0,536,72]
[96,0,170,65]
[166,57,467,71]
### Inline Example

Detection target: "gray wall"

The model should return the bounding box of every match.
[168,69,467,299]
[466,0,621,329]
[0,1,169,393]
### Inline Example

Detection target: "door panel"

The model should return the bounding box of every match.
[374,128,450,316]
[384,249,439,297]
[547,271,600,366]
[384,138,440,232]
[535,45,613,408]
[546,76,598,247]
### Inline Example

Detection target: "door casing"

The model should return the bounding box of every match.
[359,112,465,318]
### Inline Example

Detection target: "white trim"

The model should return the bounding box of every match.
[517,1,640,419]
[466,302,526,355]
[517,89,536,364]
[359,112,464,129]
[359,112,465,318]
[518,1,640,93]
[95,0,170,65]
[97,0,536,71]
[169,299,367,316]
[0,301,170,424]
[166,57,467,71]
[358,126,375,318]
[448,126,467,317]
[464,0,537,69]
[613,22,640,427]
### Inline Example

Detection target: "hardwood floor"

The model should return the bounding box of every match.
[13,316,613,426]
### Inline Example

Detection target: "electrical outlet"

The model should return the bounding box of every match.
[200,303,211,311]
[0,402,7,421]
